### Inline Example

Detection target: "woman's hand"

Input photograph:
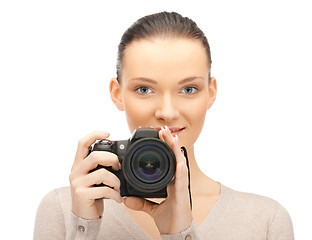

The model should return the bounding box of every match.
[123,126,193,235]
[69,131,123,220]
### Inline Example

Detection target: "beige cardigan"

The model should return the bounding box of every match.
[34,184,294,239]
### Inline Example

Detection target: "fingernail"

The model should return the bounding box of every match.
[175,134,179,142]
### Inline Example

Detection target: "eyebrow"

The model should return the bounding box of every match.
[128,76,205,85]
[129,78,157,84]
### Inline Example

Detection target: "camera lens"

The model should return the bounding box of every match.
[132,144,168,183]
[124,138,176,192]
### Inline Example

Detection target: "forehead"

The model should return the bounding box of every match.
[122,38,209,81]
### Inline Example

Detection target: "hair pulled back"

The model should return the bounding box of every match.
[116,12,212,83]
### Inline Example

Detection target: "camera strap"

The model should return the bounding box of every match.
[180,146,192,210]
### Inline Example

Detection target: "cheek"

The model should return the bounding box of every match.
[194,103,207,126]
[180,98,208,146]
[182,97,207,124]
[123,96,155,130]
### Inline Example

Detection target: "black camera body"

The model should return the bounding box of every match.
[90,129,176,198]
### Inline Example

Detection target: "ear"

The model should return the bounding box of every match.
[207,77,217,110]
[109,78,124,111]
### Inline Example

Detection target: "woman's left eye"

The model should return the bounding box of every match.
[136,86,152,95]
[181,86,198,94]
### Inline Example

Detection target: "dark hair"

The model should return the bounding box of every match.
[116,11,212,83]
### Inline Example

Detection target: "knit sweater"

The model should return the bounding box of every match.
[33,184,294,239]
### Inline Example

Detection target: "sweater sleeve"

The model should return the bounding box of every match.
[267,202,294,240]
[160,221,202,240]
[33,189,102,240]
[34,189,66,239]
[66,212,102,240]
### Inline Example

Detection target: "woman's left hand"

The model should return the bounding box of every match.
[124,126,193,235]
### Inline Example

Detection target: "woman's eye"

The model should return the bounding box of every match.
[181,86,198,94]
[136,86,152,95]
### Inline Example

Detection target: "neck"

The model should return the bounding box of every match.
[186,146,202,179]
[185,145,220,196]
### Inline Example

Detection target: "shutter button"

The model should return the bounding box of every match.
[78,225,85,232]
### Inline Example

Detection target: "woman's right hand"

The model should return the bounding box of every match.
[69,131,123,220]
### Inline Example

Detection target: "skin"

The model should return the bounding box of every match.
[70,37,219,237]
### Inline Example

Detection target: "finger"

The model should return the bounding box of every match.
[159,129,165,142]
[160,127,189,196]
[74,151,120,175]
[124,196,158,216]
[73,131,110,168]
[70,151,121,186]
[78,186,123,203]
[73,168,121,191]
[160,126,185,164]
[173,161,189,193]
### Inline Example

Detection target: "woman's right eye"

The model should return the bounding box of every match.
[136,86,153,95]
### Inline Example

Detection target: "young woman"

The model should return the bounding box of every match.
[34,12,294,239]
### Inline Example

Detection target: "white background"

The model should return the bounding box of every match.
[0,0,311,239]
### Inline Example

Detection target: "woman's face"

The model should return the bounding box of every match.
[110,37,216,150]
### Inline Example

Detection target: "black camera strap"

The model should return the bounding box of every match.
[180,146,192,210]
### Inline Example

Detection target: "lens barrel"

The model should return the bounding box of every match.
[123,138,176,192]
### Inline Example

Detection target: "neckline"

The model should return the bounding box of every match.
[105,183,233,239]
[197,183,233,233]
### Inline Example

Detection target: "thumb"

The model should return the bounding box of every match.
[124,197,158,216]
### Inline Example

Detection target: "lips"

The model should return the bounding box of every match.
[169,127,185,133]
[155,127,185,134]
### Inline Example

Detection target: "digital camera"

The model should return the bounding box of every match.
[89,129,176,198]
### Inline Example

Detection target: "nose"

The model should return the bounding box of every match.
[155,93,179,122]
